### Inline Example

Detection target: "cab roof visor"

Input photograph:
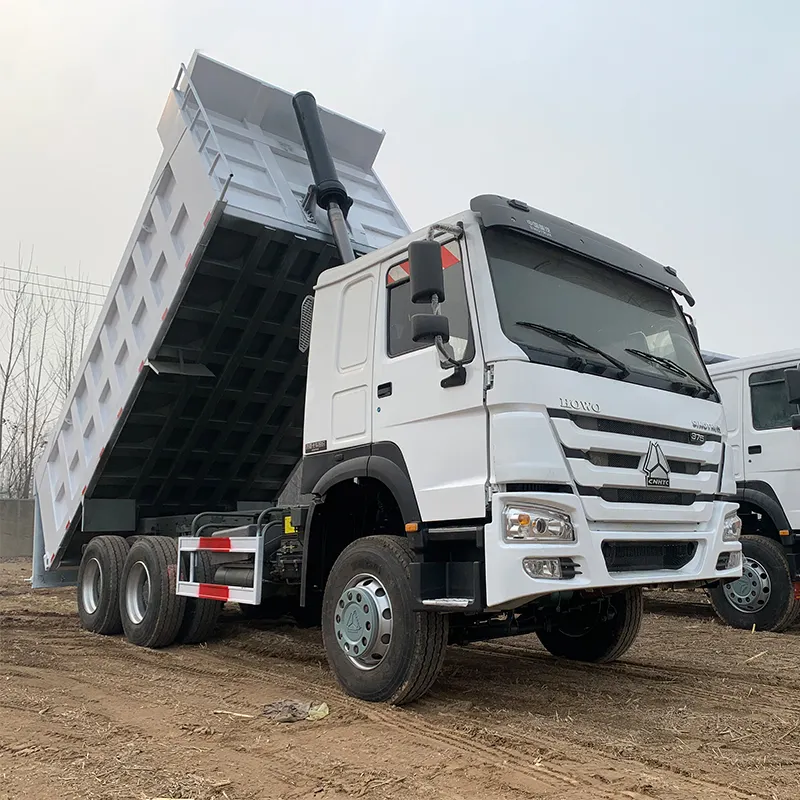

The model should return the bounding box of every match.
[470,194,696,306]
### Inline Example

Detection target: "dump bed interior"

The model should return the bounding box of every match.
[35,52,409,568]
[95,220,337,517]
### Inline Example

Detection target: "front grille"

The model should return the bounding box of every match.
[587,452,640,469]
[564,448,707,475]
[668,461,702,475]
[602,541,697,572]
[551,410,721,445]
[603,488,696,505]
[584,487,699,505]
[506,482,574,494]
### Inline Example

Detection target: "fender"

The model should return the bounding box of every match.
[299,442,420,605]
[737,481,791,534]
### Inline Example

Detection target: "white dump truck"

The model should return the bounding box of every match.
[702,351,800,631]
[32,52,743,705]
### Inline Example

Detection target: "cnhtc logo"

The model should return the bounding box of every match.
[642,442,671,487]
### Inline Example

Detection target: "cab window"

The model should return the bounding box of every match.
[749,368,800,430]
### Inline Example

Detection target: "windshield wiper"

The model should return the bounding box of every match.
[515,321,629,378]
[624,348,716,397]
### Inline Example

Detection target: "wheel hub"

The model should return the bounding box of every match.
[333,574,393,670]
[125,561,151,625]
[82,557,103,614]
[723,556,771,613]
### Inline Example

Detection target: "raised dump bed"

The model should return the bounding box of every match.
[33,52,409,577]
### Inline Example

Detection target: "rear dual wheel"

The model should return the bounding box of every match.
[77,536,221,647]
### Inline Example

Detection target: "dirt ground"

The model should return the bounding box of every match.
[2,560,799,800]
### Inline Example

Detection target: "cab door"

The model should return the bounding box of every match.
[744,362,800,528]
[371,238,488,522]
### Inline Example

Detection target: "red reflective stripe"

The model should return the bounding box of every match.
[441,247,459,269]
[385,249,460,287]
[198,583,229,601]
[198,537,232,551]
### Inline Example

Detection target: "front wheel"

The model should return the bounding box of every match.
[322,536,448,705]
[709,535,800,632]
[537,587,643,663]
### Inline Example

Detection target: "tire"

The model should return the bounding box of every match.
[709,535,800,632]
[321,535,448,705]
[177,551,221,644]
[537,587,643,663]
[120,536,186,648]
[77,535,130,635]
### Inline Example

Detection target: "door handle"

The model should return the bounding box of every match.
[748,445,762,455]
[377,382,392,398]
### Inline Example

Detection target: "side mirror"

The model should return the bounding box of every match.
[409,240,445,305]
[411,313,449,345]
[786,367,800,406]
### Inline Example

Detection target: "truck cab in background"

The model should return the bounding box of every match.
[704,352,800,631]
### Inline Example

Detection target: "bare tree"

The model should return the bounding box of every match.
[0,248,34,492]
[15,291,55,498]
[0,250,98,498]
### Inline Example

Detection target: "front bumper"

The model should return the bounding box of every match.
[484,492,742,609]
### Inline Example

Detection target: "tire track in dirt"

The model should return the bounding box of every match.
[468,640,800,713]
[6,621,785,800]
[4,564,797,800]
[197,639,764,800]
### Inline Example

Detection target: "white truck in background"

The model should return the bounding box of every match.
[32,52,743,705]
[702,351,800,631]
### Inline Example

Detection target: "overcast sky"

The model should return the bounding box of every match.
[1,0,797,358]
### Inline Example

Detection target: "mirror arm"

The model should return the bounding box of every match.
[430,291,463,370]
[426,221,464,241]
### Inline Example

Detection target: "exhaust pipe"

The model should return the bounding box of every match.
[292,91,356,264]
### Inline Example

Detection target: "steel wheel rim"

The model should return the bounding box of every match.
[333,573,393,671]
[723,556,771,613]
[125,561,151,625]
[82,557,102,614]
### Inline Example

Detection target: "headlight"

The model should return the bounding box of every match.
[723,513,742,542]
[504,505,575,543]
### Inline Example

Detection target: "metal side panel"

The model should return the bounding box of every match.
[34,52,411,571]
[34,129,220,570]
[167,52,410,252]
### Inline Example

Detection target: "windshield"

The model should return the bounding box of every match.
[484,228,716,399]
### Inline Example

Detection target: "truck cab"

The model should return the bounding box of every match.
[302,196,742,618]
[706,351,800,631]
